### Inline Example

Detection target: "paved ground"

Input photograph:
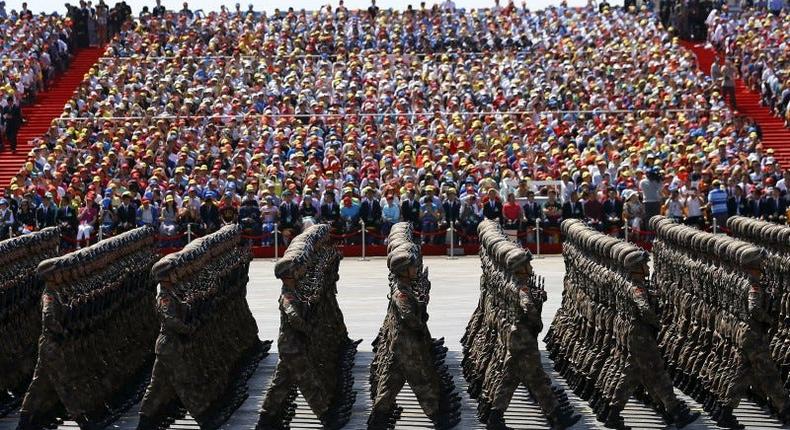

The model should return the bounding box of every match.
[0,256,785,429]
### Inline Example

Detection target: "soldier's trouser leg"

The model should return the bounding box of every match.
[293,355,333,417]
[19,356,61,423]
[260,360,296,422]
[139,360,177,419]
[633,341,682,413]
[404,356,443,417]
[720,363,748,409]
[610,362,638,413]
[490,369,519,413]
[746,346,789,411]
[370,366,406,417]
[512,335,559,416]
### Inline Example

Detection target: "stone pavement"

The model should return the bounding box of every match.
[0,256,784,429]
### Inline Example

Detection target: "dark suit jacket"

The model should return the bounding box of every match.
[748,198,762,218]
[727,196,750,217]
[57,205,77,229]
[562,201,584,220]
[116,203,137,226]
[36,204,58,228]
[400,199,420,225]
[278,202,300,227]
[522,200,542,222]
[359,199,382,225]
[200,203,220,228]
[320,202,340,223]
[761,197,787,219]
[483,200,503,220]
[442,199,461,223]
[602,198,623,220]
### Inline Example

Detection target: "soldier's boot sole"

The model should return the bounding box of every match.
[673,410,701,429]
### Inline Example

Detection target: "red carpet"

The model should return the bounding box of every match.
[0,47,104,188]
[682,41,790,167]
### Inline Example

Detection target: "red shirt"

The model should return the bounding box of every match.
[503,201,521,222]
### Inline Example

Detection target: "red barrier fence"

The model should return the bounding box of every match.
[20,220,739,258]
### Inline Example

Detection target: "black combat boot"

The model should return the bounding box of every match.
[135,414,158,430]
[15,412,35,430]
[547,409,582,430]
[776,403,790,425]
[715,406,744,429]
[366,410,392,430]
[671,407,701,429]
[255,413,283,430]
[580,378,596,400]
[603,409,629,430]
[485,409,511,430]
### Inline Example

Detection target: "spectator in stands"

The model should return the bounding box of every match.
[582,191,604,230]
[483,189,502,221]
[278,190,300,243]
[152,0,165,16]
[420,186,442,244]
[15,198,34,234]
[665,189,685,222]
[3,97,21,152]
[401,187,420,230]
[76,195,98,248]
[502,192,523,232]
[200,193,220,234]
[159,195,178,237]
[136,198,158,228]
[684,188,705,229]
[116,192,136,233]
[57,194,77,236]
[708,179,729,227]
[0,198,13,239]
[359,187,382,241]
[36,193,58,229]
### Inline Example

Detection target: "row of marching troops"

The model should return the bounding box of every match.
[0,216,578,430]
[546,215,790,430]
[4,211,790,430]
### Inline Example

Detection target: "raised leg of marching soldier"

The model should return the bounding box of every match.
[742,335,790,423]
[18,346,63,430]
[259,353,331,429]
[630,325,700,428]
[492,330,580,430]
[368,363,406,429]
[137,360,178,430]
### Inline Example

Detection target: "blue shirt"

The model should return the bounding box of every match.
[382,201,400,223]
[708,188,729,215]
[340,202,360,220]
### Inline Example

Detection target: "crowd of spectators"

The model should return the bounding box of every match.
[707,7,789,127]
[1,1,788,249]
[0,4,73,151]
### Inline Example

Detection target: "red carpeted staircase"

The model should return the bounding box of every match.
[0,46,104,188]
[682,41,790,167]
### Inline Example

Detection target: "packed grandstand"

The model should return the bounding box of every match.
[0,0,787,253]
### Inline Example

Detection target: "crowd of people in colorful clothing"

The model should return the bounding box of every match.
[707,7,789,127]
[0,1,788,249]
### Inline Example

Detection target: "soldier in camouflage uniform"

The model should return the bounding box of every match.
[368,222,461,429]
[546,219,699,430]
[463,219,580,430]
[728,216,790,392]
[257,224,359,430]
[651,215,790,429]
[138,224,269,430]
[19,227,159,430]
[0,228,60,418]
